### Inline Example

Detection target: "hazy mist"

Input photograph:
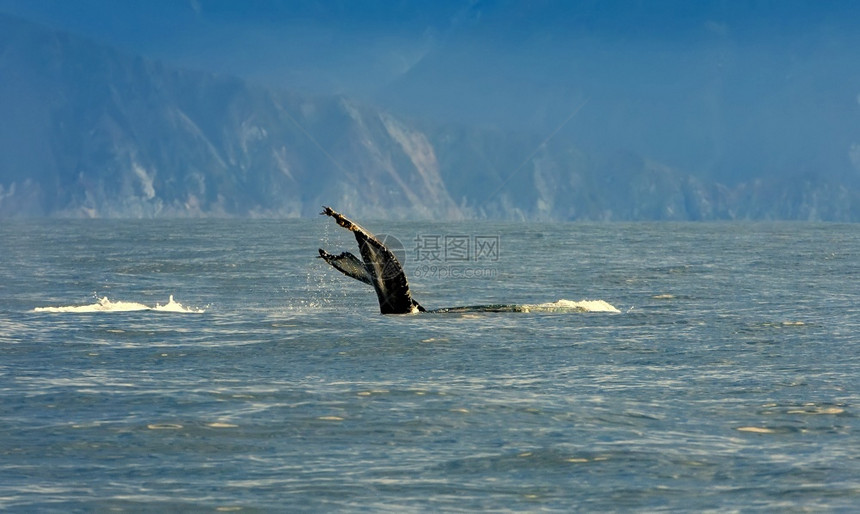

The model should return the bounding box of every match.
[2,0,859,218]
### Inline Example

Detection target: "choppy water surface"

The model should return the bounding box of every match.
[1,219,858,511]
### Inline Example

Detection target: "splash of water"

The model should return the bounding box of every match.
[34,295,204,313]
[520,299,620,313]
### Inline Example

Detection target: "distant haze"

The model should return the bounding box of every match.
[1,1,859,219]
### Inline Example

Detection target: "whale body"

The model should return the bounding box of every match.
[318,206,620,315]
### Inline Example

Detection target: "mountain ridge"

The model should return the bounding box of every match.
[1,13,858,220]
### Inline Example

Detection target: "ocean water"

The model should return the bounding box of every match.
[1,219,858,512]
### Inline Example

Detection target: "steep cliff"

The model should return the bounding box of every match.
[1,14,858,220]
[0,15,460,218]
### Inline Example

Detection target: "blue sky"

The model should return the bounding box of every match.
[2,0,857,97]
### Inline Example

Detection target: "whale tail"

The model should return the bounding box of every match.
[318,249,373,285]
[319,206,424,314]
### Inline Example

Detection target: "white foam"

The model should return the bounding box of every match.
[34,295,204,314]
[522,299,620,313]
[153,295,205,313]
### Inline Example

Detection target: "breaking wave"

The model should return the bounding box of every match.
[521,299,620,313]
[33,295,205,314]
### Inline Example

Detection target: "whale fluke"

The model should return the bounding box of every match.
[319,206,424,314]
[318,249,373,286]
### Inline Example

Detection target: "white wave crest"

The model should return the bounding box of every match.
[34,295,204,313]
[521,299,620,313]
